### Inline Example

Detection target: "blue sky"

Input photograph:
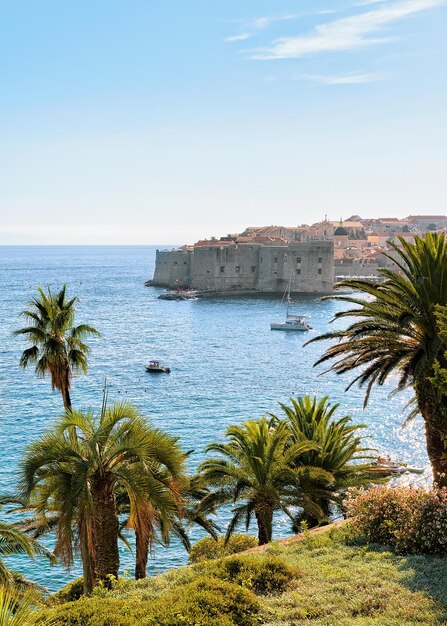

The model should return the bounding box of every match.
[1,0,446,244]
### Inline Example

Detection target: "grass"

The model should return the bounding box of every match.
[53,525,447,625]
[261,527,447,625]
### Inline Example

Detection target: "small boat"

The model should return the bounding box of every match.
[158,289,199,301]
[370,457,425,475]
[145,360,171,374]
[271,275,311,332]
[270,313,311,332]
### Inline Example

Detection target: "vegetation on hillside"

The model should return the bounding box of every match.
[37,525,447,625]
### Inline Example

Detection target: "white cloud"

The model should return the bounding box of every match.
[304,71,389,84]
[355,0,387,5]
[251,14,298,29]
[224,14,299,45]
[225,33,252,42]
[251,0,447,59]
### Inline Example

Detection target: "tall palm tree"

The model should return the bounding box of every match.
[198,417,331,545]
[20,400,186,594]
[308,233,447,486]
[272,396,377,527]
[14,285,99,410]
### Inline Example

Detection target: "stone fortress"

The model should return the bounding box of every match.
[151,230,334,294]
[150,214,447,294]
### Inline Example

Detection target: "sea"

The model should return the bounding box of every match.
[0,245,428,591]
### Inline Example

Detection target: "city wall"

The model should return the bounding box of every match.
[151,241,334,293]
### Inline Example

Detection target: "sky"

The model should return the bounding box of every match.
[1,0,446,245]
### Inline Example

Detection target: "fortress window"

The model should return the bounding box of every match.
[318,268,322,275]
[273,257,278,263]
[273,271,278,275]
[296,257,301,264]
[318,257,322,263]
[174,261,178,265]
[296,268,301,275]
[184,261,187,265]
[235,266,240,273]
[220,266,225,273]
[251,266,256,273]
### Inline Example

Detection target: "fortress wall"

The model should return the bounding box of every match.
[288,241,334,292]
[151,241,334,293]
[334,262,380,277]
[256,246,290,292]
[256,242,334,293]
[190,244,259,290]
[152,249,192,286]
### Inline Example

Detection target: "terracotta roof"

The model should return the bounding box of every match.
[193,239,235,247]
[406,215,447,220]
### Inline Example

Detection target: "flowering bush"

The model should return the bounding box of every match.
[344,485,447,555]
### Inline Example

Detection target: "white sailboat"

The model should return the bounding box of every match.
[270,277,311,332]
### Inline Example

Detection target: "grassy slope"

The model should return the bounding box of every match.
[110,525,447,626]
[262,528,447,625]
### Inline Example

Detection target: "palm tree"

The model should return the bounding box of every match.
[117,475,219,579]
[307,233,447,486]
[20,400,186,594]
[14,285,99,410]
[0,503,55,593]
[198,418,331,545]
[272,396,377,527]
[0,587,49,626]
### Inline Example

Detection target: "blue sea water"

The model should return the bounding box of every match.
[0,245,427,591]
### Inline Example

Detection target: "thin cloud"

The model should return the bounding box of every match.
[225,33,252,43]
[251,14,299,29]
[304,71,389,84]
[224,14,301,45]
[251,0,447,60]
[224,9,338,43]
[355,0,387,5]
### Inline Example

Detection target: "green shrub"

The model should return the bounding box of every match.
[345,485,447,555]
[189,534,258,563]
[53,577,85,603]
[38,577,261,626]
[209,555,299,595]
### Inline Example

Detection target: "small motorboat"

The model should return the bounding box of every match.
[146,360,171,374]
[158,289,199,301]
[370,457,425,475]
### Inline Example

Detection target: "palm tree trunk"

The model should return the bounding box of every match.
[416,379,447,488]
[425,420,447,487]
[62,366,72,411]
[135,530,149,580]
[90,476,119,589]
[255,508,273,545]
[79,519,94,595]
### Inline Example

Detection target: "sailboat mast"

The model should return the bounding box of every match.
[286,270,292,318]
